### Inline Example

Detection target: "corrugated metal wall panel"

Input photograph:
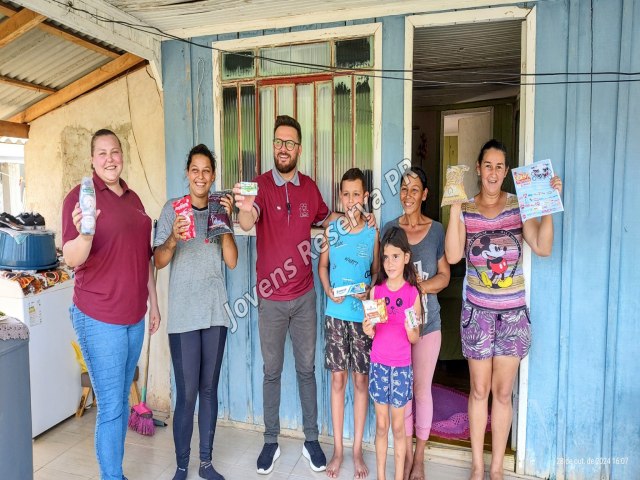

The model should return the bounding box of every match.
[161,5,640,478]
[528,1,640,479]
[219,235,380,443]
[162,20,393,444]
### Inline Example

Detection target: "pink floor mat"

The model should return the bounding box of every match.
[431,384,491,440]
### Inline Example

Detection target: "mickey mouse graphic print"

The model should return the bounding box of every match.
[461,194,526,311]
[460,194,531,360]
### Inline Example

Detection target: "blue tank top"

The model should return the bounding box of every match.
[325,220,376,322]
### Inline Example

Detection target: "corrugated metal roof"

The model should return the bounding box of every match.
[1,0,522,125]
[0,136,26,144]
[0,84,45,120]
[106,0,521,108]
[0,29,112,89]
[413,20,522,107]
[0,2,127,125]
[107,0,405,35]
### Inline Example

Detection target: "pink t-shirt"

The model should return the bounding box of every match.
[62,173,152,325]
[370,281,419,367]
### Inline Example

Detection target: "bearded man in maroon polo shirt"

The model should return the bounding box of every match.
[234,115,342,474]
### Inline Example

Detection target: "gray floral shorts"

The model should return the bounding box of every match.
[460,301,531,360]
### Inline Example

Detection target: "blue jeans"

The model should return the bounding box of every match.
[71,304,145,480]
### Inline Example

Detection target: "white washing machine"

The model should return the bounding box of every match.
[0,275,81,437]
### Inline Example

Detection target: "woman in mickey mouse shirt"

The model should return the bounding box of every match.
[445,139,562,480]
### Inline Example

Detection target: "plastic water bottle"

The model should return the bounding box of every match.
[79,177,96,235]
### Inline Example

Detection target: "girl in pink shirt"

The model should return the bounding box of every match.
[363,226,421,480]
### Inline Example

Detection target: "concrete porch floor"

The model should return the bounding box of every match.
[32,409,535,479]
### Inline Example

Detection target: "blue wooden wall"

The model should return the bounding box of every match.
[526,1,640,479]
[161,3,640,478]
[161,17,396,446]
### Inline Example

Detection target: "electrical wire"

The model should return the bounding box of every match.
[53,0,640,87]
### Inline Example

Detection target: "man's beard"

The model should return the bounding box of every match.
[274,153,298,174]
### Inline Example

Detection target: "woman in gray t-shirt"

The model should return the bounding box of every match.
[381,166,450,480]
[153,144,237,480]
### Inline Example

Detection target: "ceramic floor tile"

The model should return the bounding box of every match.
[34,466,93,480]
[44,444,100,478]
[32,412,530,480]
[33,439,75,470]
[34,427,86,448]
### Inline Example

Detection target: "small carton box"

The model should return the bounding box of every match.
[332,282,367,298]
[239,182,258,196]
[172,195,195,240]
[405,307,420,329]
[363,299,388,325]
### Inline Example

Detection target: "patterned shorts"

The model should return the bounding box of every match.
[460,301,531,360]
[368,362,413,408]
[324,316,372,374]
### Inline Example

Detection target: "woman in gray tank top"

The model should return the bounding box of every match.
[381,166,450,480]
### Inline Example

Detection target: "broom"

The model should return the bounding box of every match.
[128,322,155,435]
[128,220,157,436]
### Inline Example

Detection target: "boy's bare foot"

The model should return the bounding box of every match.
[353,450,369,479]
[326,452,343,478]
[469,465,485,480]
[409,460,425,480]
[489,468,503,480]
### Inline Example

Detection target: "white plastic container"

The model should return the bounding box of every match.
[79,176,96,235]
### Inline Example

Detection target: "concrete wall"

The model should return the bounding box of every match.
[23,66,172,414]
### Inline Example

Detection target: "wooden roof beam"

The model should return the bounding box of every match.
[0,74,57,94]
[0,120,29,139]
[0,7,45,48]
[0,4,119,59]
[9,53,146,124]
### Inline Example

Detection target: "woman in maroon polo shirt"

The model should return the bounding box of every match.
[62,129,160,480]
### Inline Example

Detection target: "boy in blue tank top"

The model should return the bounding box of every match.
[319,168,379,479]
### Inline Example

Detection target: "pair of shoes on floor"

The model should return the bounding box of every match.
[0,212,45,230]
[256,440,326,475]
[172,463,224,480]
[199,461,225,480]
[15,212,45,230]
[0,212,24,230]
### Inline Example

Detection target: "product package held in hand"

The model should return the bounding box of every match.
[363,299,388,325]
[441,165,470,206]
[405,307,420,329]
[333,282,368,298]
[172,195,196,240]
[206,190,233,241]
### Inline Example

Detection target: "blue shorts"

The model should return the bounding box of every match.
[368,362,413,408]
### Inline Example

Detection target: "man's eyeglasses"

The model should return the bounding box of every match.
[273,138,300,151]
